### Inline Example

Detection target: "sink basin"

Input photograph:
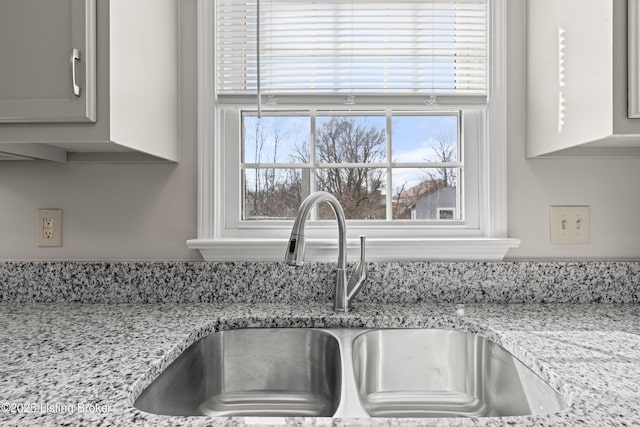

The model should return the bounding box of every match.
[352,329,568,418]
[135,327,568,419]
[134,328,342,417]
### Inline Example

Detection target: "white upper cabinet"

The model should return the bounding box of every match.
[0,0,178,162]
[526,0,640,158]
[0,0,96,123]
[629,0,640,118]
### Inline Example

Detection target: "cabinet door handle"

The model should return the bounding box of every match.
[71,48,81,97]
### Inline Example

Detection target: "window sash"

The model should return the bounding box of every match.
[220,107,482,238]
[239,110,464,222]
[216,0,488,105]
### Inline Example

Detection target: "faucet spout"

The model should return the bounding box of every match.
[285,191,367,313]
[285,191,346,269]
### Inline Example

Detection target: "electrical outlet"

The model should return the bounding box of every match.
[37,209,62,247]
[550,206,590,245]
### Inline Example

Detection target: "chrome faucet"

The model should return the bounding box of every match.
[285,191,367,313]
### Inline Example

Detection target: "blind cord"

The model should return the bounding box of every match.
[256,0,262,117]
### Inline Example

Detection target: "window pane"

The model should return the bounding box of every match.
[392,115,458,163]
[392,168,459,220]
[242,115,310,164]
[316,116,387,164]
[242,169,309,220]
[316,168,386,220]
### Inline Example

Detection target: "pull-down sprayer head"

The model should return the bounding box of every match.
[285,233,306,266]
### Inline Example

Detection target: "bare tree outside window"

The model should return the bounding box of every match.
[242,116,308,219]
[424,129,457,189]
[292,117,387,219]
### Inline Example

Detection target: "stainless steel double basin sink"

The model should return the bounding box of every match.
[134,328,568,419]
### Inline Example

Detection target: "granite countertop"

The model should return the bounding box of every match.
[0,302,639,426]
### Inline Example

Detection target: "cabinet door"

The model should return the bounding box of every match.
[0,0,95,123]
[630,0,640,118]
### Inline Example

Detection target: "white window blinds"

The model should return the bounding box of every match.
[216,0,488,106]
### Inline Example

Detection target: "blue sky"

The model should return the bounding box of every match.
[392,115,457,162]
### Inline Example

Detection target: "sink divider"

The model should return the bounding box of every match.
[321,328,372,418]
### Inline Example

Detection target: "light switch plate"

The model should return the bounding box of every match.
[550,205,590,245]
[37,209,62,247]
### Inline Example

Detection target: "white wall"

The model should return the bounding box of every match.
[0,0,639,261]
[506,0,640,259]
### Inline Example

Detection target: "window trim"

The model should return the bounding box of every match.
[188,0,520,261]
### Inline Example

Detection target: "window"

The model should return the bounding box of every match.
[188,0,520,261]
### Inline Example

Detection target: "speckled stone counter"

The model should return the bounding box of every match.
[0,303,638,426]
[2,261,640,303]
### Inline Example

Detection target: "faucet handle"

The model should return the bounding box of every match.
[358,235,367,282]
[346,235,368,307]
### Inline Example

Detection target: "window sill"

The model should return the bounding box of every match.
[187,237,521,262]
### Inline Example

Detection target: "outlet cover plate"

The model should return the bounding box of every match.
[37,209,62,247]
[550,205,590,245]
